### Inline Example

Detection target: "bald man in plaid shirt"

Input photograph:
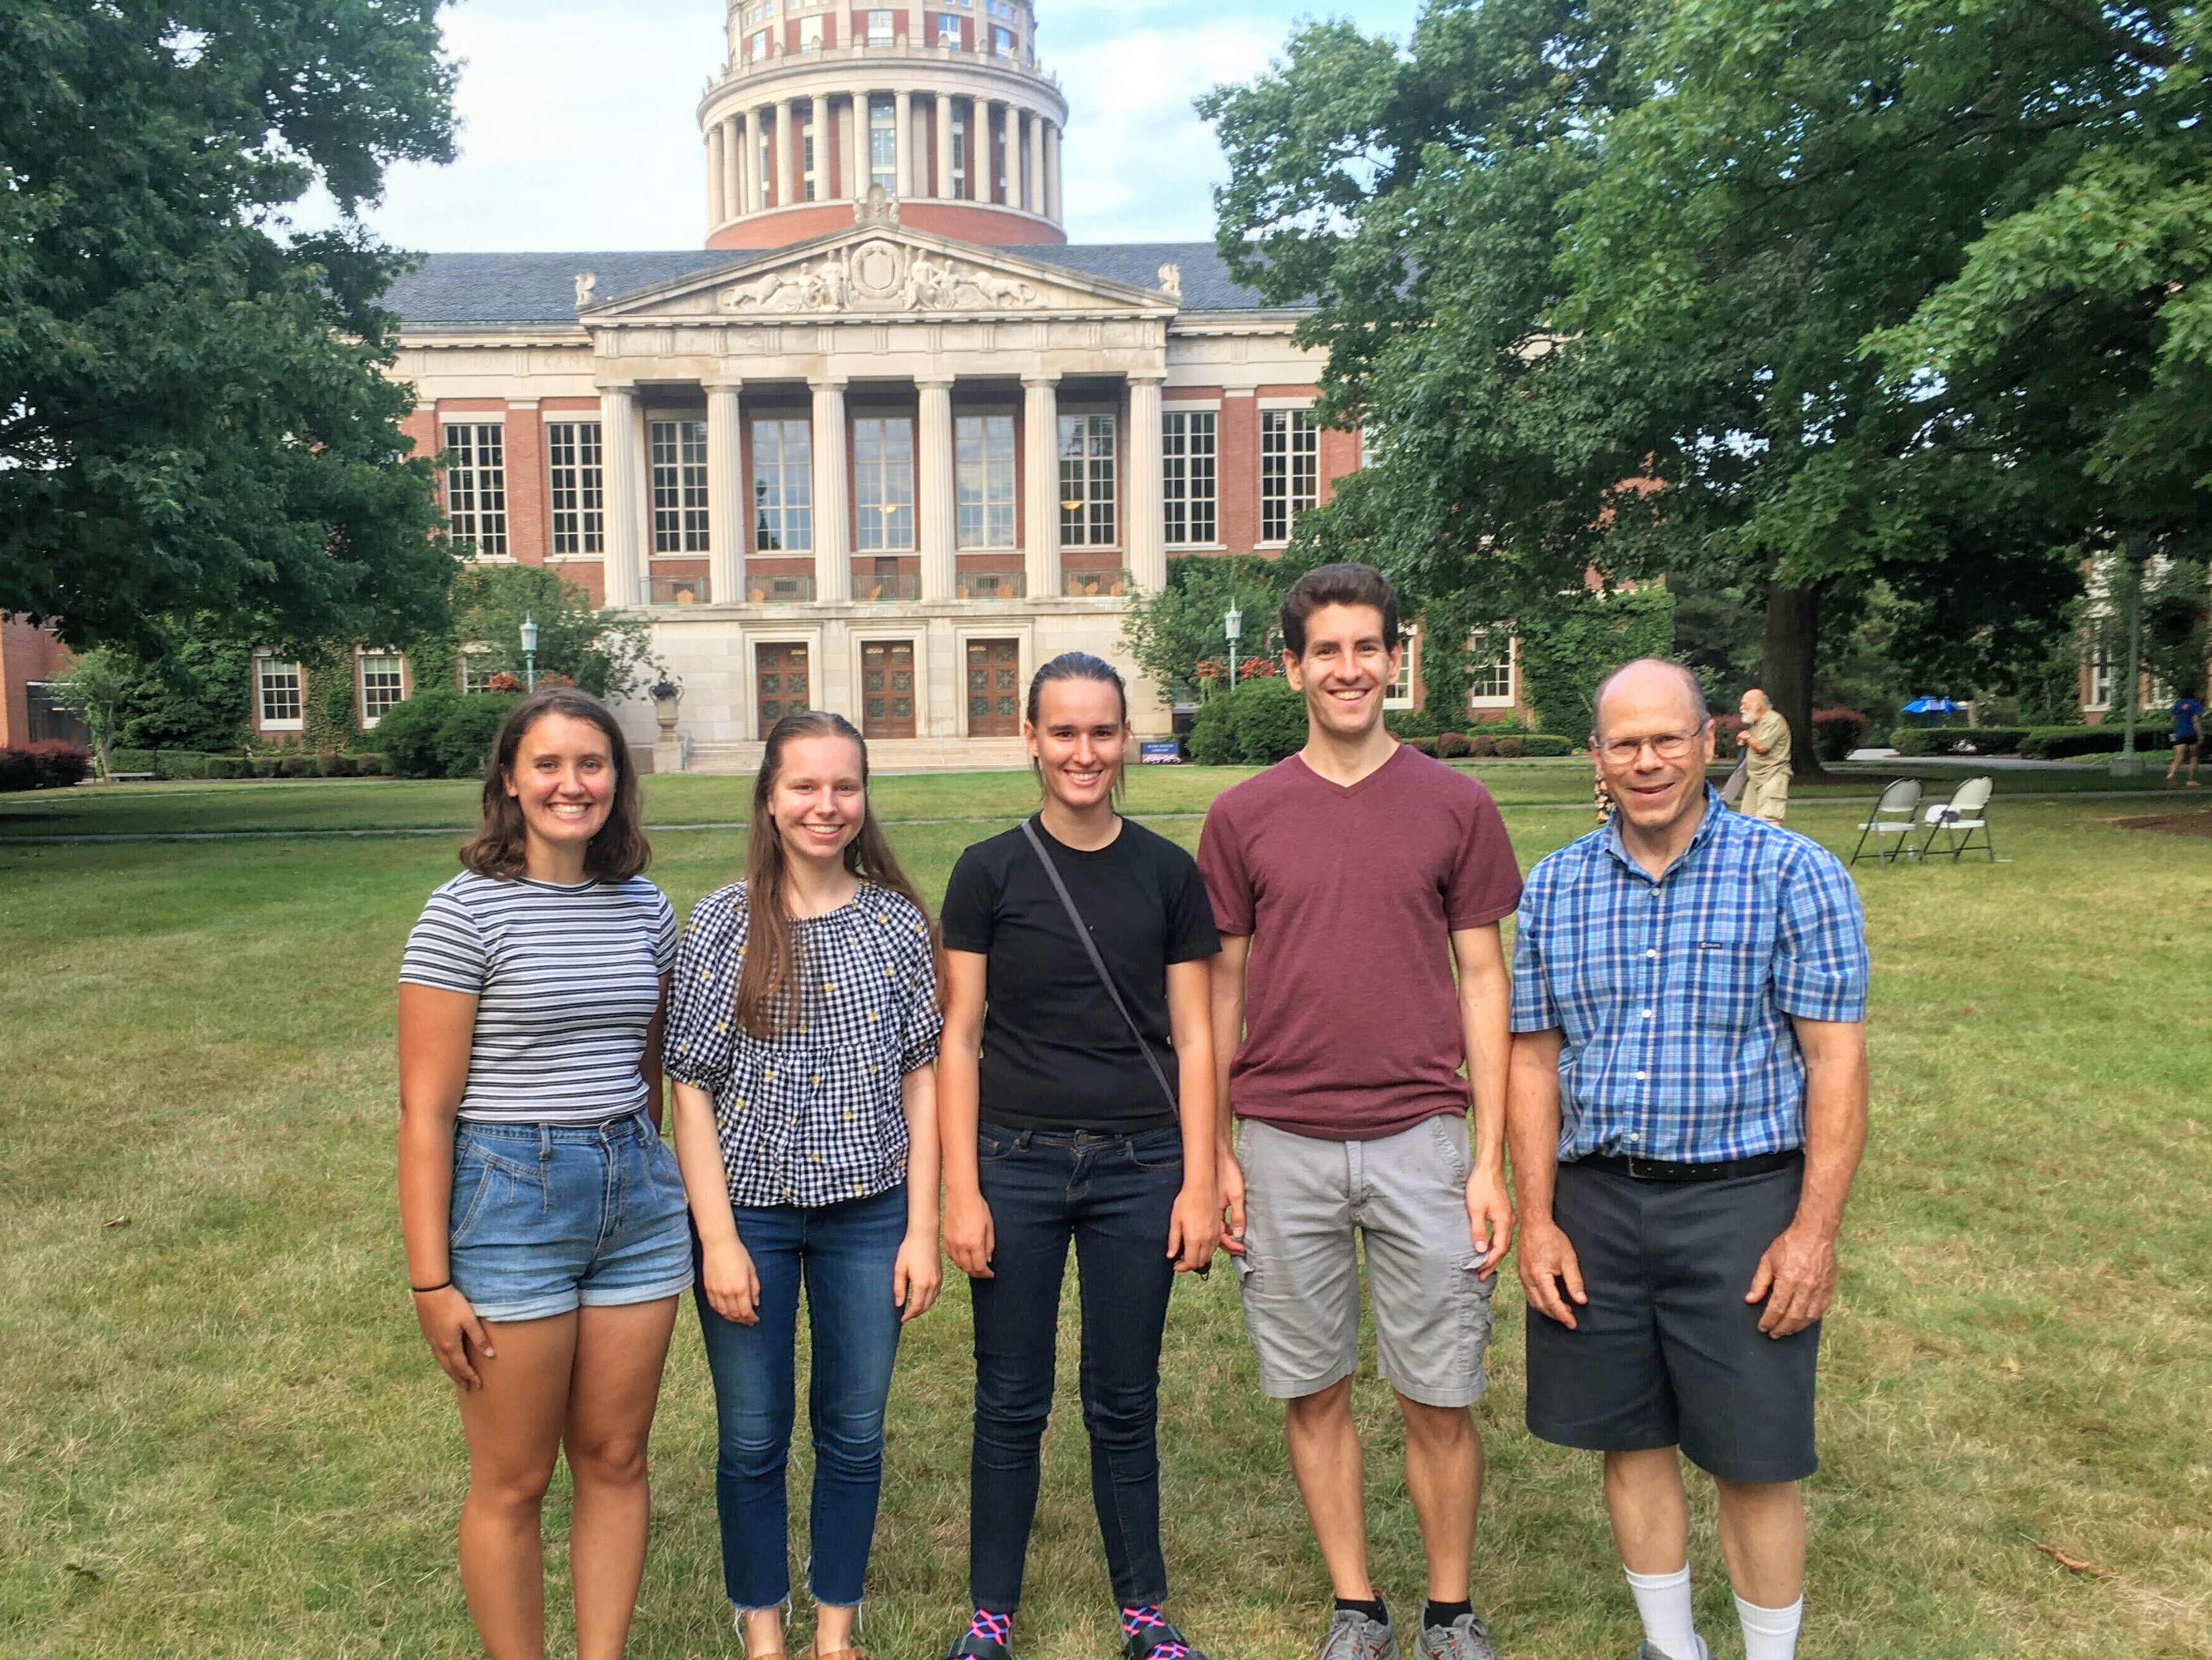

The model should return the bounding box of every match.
[1506,661,1869,1660]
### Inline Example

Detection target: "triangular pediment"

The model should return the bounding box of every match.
[582,224,1177,324]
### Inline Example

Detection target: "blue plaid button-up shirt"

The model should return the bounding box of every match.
[1510,789,1869,1163]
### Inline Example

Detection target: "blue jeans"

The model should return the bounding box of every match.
[693,1184,908,1611]
[968,1125,1182,1611]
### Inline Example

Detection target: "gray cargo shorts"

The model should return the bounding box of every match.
[1232,1115,1495,1408]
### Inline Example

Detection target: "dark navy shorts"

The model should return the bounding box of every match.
[1525,1155,1820,1484]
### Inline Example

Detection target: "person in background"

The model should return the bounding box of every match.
[2166,685,2203,787]
[1734,689,1792,825]
[664,710,944,1660]
[1510,659,1870,1660]
[397,687,691,1660]
[938,651,1221,1660]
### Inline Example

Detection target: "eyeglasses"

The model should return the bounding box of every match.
[1596,731,1704,764]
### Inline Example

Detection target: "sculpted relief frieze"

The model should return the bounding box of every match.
[716,241,1049,318]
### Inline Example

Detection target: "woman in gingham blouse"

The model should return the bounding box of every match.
[665,711,943,1660]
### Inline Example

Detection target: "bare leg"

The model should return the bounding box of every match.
[454,1314,578,1660]
[1284,1377,1374,1600]
[1603,1448,1690,1575]
[565,1298,680,1660]
[1396,1395,1480,1602]
[741,1607,788,1657]
[1712,1479,1805,1609]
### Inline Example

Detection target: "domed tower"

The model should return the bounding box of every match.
[701,1,1068,250]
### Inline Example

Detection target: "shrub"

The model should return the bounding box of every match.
[1401,736,1438,756]
[152,751,216,780]
[353,751,387,776]
[1185,678,1306,767]
[1437,732,1473,759]
[0,750,33,791]
[316,751,356,778]
[1887,726,2030,758]
[368,688,464,778]
[1386,707,1446,739]
[1519,734,1578,757]
[2016,724,2169,760]
[204,756,247,780]
[109,747,158,776]
[0,743,94,790]
[432,693,524,779]
[277,754,318,778]
[1493,737,1525,758]
[250,757,280,779]
[1186,697,1238,765]
[1812,707,1871,763]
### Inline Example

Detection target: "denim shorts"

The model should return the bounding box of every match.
[448,1113,694,1323]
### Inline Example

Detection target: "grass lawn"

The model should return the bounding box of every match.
[1,773,2206,1659]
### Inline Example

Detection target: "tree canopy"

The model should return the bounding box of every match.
[0,1,461,654]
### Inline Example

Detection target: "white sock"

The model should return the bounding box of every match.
[1735,1593,1803,1660]
[1623,1565,1698,1659]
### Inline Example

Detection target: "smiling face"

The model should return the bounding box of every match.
[1592,662,1716,838]
[767,732,868,869]
[503,712,617,857]
[1025,675,1128,813]
[1285,601,1400,742]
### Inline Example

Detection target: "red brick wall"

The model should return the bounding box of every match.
[503,403,547,566]
[705,198,1062,251]
[1218,394,1260,555]
[0,616,75,749]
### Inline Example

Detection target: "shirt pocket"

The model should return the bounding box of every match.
[1691,934,1769,1031]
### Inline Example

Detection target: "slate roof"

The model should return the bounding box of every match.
[382,240,1296,328]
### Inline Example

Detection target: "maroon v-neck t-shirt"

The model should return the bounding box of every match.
[1197,744,1524,1140]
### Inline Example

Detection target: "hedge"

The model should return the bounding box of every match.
[2017,724,2177,759]
[1887,726,2031,757]
[0,742,93,791]
[109,747,159,776]
[371,689,525,779]
[1812,708,1871,763]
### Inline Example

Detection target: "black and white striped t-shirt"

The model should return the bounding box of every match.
[400,871,678,1124]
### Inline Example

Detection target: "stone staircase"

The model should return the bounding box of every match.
[674,736,1032,775]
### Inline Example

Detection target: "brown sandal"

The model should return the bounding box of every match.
[811,1647,864,1660]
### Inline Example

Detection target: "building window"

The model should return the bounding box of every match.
[1058,413,1117,547]
[1385,628,1416,710]
[753,417,813,552]
[951,115,968,196]
[257,658,303,727]
[869,95,897,194]
[993,24,1015,56]
[461,647,498,695]
[868,9,894,45]
[956,414,1017,549]
[546,422,604,555]
[801,110,816,200]
[649,419,710,554]
[854,416,916,552]
[1162,410,1216,545]
[443,422,508,555]
[799,14,824,48]
[2088,644,2113,709]
[360,653,405,726]
[749,28,769,60]
[1467,628,1514,708]
[1260,408,1319,542]
[937,14,960,46]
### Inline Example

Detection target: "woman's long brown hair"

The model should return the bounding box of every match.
[735,710,937,1039]
[461,688,650,882]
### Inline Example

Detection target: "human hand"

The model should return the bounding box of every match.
[1515,1218,1587,1330]
[1746,1222,1837,1337]
[894,1226,943,1322]
[1167,1177,1219,1273]
[945,1186,995,1280]
[702,1236,762,1326]
[414,1285,494,1390]
[1464,1167,1515,1278]
[1218,1147,1248,1255]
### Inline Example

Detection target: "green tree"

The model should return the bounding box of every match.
[427,564,660,704]
[115,620,254,752]
[1121,553,1310,705]
[54,648,136,778]
[0,1,462,654]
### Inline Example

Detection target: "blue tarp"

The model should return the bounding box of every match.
[1901,697,1965,715]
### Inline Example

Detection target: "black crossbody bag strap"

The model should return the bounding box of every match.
[1020,818,1180,1118]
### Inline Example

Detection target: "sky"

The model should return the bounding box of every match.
[295,0,1421,253]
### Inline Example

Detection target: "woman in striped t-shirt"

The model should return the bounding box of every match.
[398,688,692,1660]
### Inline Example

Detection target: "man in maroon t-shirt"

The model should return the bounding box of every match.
[1199,564,1523,1660]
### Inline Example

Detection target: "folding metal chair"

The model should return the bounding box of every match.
[1849,778,1923,867]
[1919,775,1996,862]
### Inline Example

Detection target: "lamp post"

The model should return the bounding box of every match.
[1224,603,1242,687]
[520,615,539,693]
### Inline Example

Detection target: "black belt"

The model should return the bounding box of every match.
[1578,1149,1802,1183]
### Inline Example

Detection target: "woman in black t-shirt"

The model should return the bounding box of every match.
[938,653,1221,1660]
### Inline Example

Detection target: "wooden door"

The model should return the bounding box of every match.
[756,642,809,739]
[966,638,1020,737]
[862,640,917,740]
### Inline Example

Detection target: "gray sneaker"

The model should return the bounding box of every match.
[1627,1639,1711,1660]
[1412,1612,1498,1660]
[1317,1608,1398,1660]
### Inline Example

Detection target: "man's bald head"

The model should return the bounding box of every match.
[1593,659,1709,741]
[1741,687,1771,717]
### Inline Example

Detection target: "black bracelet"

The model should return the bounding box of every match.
[410,1279,451,1295]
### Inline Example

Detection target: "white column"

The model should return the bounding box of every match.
[1000,101,1018,207]
[706,123,726,228]
[743,108,761,215]
[1046,120,1062,220]
[811,377,851,602]
[1026,109,1045,215]
[776,100,796,208]
[894,90,913,196]
[844,93,863,200]
[809,94,830,200]
[934,94,954,198]
[1127,376,1167,593]
[724,118,745,222]
[707,382,744,606]
[1023,375,1060,599]
[918,378,956,601]
[601,385,643,609]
